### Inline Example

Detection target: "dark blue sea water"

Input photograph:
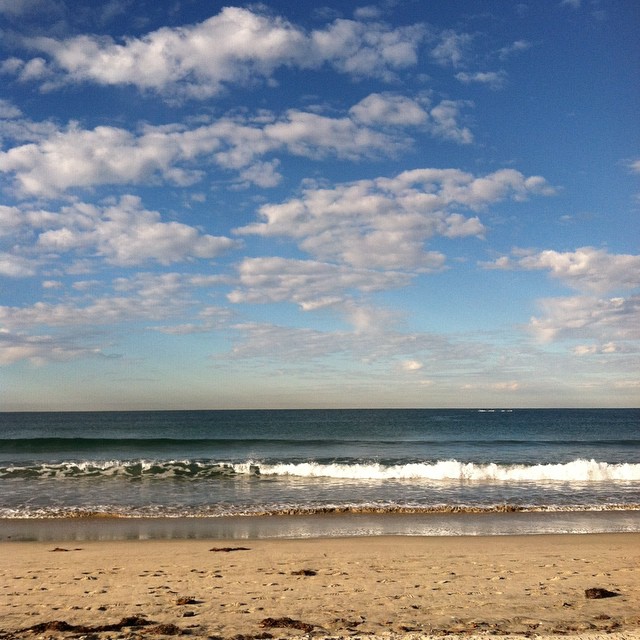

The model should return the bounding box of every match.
[1,409,638,534]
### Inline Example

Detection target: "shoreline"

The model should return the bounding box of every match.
[2,509,640,542]
[2,533,639,639]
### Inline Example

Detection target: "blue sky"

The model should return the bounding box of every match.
[0,0,638,410]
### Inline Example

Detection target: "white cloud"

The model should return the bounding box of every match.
[227,318,482,369]
[573,342,618,356]
[486,247,640,293]
[0,271,232,364]
[400,359,424,372]
[463,381,520,391]
[0,0,46,15]
[0,123,189,197]
[0,96,472,198]
[529,295,640,343]
[0,251,38,277]
[18,7,426,99]
[349,93,429,126]
[0,329,103,365]
[353,6,382,20]
[428,100,473,143]
[498,40,531,59]
[455,70,507,90]
[0,271,228,333]
[228,257,412,310]
[430,30,472,68]
[349,93,473,143]
[627,158,640,174]
[487,248,640,351]
[262,109,398,161]
[237,168,554,270]
[3,196,238,272]
[0,100,22,119]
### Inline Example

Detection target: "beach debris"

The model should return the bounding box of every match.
[21,615,156,634]
[291,568,317,576]
[26,620,74,632]
[144,622,185,635]
[209,546,251,552]
[333,616,364,629]
[259,617,315,632]
[175,596,200,605]
[585,587,620,599]
[49,546,83,552]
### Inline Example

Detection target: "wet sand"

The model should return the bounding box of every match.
[1,533,639,639]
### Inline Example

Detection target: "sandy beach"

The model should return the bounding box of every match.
[1,532,639,639]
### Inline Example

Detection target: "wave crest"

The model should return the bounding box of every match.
[1,458,639,482]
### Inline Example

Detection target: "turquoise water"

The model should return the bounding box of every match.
[1,409,639,524]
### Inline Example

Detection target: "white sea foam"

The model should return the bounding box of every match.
[241,459,640,482]
[2,458,639,482]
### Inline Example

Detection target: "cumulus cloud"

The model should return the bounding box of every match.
[0,271,228,331]
[498,40,531,59]
[0,95,472,197]
[455,70,507,90]
[2,196,238,272]
[486,248,640,351]
[627,158,640,174]
[0,329,103,365]
[400,359,424,372]
[0,251,38,277]
[573,342,619,356]
[236,168,554,270]
[485,247,640,293]
[16,7,426,98]
[349,92,429,126]
[228,257,412,310]
[529,295,640,344]
[0,0,48,16]
[430,30,472,67]
[0,100,23,119]
[227,317,483,369]
[0,271,234,363]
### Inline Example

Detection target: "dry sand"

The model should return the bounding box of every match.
[1,533,639,639]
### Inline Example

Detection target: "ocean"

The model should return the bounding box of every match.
[1,408,639,540]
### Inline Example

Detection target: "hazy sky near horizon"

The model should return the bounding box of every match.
[0,0,638,410]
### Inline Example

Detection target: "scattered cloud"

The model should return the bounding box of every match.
[1,196,238,273]
[484,247,640,293]
[498,40,531,59]
[529,295,640,344]
[237,168,554,270]
[0,100,23,119]
[0,0,49,16]
[0,329,103,365]
[228,257,412,310]
[455,70,507,90]
[626,158,640,174]
[487,248,640,348]
[573,342,618,356]
[430,30,472,68]
[13,7,426,98]
[400,359,424,372]
[0,94,472,198]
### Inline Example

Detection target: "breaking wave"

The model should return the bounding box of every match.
[2,458,639,482]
